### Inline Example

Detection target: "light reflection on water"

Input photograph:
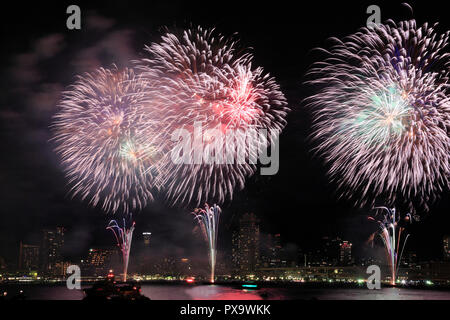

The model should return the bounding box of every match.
[1,284,449,300]
[141,285,269,300]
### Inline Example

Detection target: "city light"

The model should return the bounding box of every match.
[186,277,195,284]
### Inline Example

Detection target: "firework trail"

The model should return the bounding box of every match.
[193,203,221,283]
[137,26,289,207]
[52,67,165,214]
[107,217,136,282]
[368,206,412,285]
[306,17,450,211]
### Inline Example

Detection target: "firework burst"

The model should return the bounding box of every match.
[306,19,450,211]
[52,67,165,214]
[137,27,289,207]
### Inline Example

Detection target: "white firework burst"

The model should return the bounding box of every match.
[52,67,165,214]
[306,19,450,211]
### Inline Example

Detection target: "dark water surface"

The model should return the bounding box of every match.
[1,284,450,300]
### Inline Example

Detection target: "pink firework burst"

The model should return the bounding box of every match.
[137,26,289,207]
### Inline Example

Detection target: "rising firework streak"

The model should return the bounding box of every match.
[368,206,412,285]
[193,204,221,283]
[107,218,136,282]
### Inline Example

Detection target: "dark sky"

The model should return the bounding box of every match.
[0,0,448,267]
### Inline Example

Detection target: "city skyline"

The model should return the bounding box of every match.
[3,212,450,282]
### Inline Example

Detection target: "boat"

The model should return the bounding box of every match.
[83,271,150,301]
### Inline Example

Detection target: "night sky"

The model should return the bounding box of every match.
[0,0,448,267]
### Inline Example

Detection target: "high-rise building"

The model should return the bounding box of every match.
[18,242,40,271]
[306,236,342,266]
[54,261,72,277]
[231,231,239,270]
[323,236,343,266]
[260,233,284,268]
[143,232,152,247]
[403,251,418,267]
[232,213,260,274]
[40,227,65,275]
[339,241,352,266]
[443,235,450,260]
[82,247,117,276]
[154,256,177,276]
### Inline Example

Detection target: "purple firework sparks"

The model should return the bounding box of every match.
[107,217,136,282]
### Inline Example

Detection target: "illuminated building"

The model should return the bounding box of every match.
[83,247,117,276]
[54,261,72,277]
[339,241,352,266]
[443,235,450,260]
[306,236,343,266]
[18,242,40,271]
[232,213,260,274]
[260,233,284,268]
[40,227,65,275]
[155,256,177,276]
[143,232,152,247]
[322,237,342,266]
